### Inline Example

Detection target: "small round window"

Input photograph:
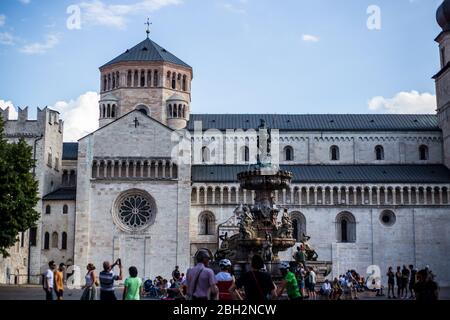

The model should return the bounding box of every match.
[380,210,396,227]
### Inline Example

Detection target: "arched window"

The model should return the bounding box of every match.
[241,146,250,163]
[336,212,356,243]
[127,70,132,87]
[291,212,306,242]
[102,105,106,118]
[198,211,215,235]
[103,75,107,92]
[154,70,159,87]
[182,75,187,91]
[140,70,145,87]
[61,232,67,250]
[202,146,211,163]
[183,105,186,118]
[284,146,294,161]
[107,104,111,118]
[107,74,111,90]
[51,232,58,248]
[63,205,68,214]
[147,70,152,87]
[173,104,178,118]
[330,145,340,161]
[112,73,116,88]
[134,70,139,87]
[116,71,120,88]
[44,232,50,250]
[111,105,116,118]
[172,73,176,89]
[45,205,51,215]
[136,105,149,116]
[375,145,384,161]
[419,145,429,161]
[30,227,37,247]
[168,104,173,117]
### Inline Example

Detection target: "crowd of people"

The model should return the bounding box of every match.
[41,251,440,301]
[386,264,439,301]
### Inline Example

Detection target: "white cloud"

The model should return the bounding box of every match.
[368,90,436,114]
[0,14,5,27]
[0,32,15,45]
[0,100,19,120]
[302,34,320,42]
[20,34,59,54]
[221,3,246,14]
[52,92,100,142]
[78,0,182,29]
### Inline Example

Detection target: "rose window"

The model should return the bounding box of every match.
[113,190,156,232]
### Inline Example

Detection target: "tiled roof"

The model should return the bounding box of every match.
[187,114,439,131]
[62,143,78,160]
[101,38,191,69]
[42,188,76,201]
[192,165,450,183]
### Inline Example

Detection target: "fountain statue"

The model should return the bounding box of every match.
[215,120,332,280]
[215,120,296,276]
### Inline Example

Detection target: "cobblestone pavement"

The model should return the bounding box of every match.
[0,285,448,300]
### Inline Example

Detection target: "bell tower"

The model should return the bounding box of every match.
[98,30,192,129]
[435,0,450,168]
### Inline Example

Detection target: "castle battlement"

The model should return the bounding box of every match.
[1,107,64,138]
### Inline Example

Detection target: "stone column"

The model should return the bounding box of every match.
[111,161,115,178]
[125,161,130,178]
[330,188,334,205]
[162,160,166,178]
[196,187,200,204]
[369,189,373,205]
[96,162,100,179]
[155,162,159,179]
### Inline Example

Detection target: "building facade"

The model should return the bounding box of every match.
[1,2,450,286]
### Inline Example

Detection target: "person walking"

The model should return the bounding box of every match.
[54,263,66,300]
[43,261,56,300]
[99,259,123,301]
[229,255,276,302]
[401,265,410,299]
[307,267,317,300]
[277,262,302,300]
[123,266,143,300]
[386,266,396,299]
[185,250,218,300]
[395,266,402,298]
[215,259,235,301]
[408,265,417,299]
[81,263,98,300]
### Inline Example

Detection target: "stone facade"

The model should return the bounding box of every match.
[1,16,450,289]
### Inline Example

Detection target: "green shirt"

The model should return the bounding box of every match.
[295,251,306,262]
[284,271,301,299]
[124,277,142,300]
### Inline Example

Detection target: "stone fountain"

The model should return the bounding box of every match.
[215,120,296,277]
[214,120,332,280]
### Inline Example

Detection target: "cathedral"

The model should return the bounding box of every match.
[2,2,450,286]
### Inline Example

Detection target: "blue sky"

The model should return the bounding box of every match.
[0,0,446,140]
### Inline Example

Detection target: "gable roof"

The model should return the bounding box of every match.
[101,38,191,69]
[42,188,76,201]
[187,114,440,132]
[78,109,174,141]
[192,164,450,183]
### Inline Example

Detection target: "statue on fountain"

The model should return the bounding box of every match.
[300,233,318,261]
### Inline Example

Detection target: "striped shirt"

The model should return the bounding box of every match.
[99,271,119,292]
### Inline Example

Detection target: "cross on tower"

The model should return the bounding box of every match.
[145,18,152,38]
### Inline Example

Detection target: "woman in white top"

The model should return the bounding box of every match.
[81,263,98,300]
[215,259,237,300]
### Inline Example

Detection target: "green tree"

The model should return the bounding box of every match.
[0,117,40,257]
